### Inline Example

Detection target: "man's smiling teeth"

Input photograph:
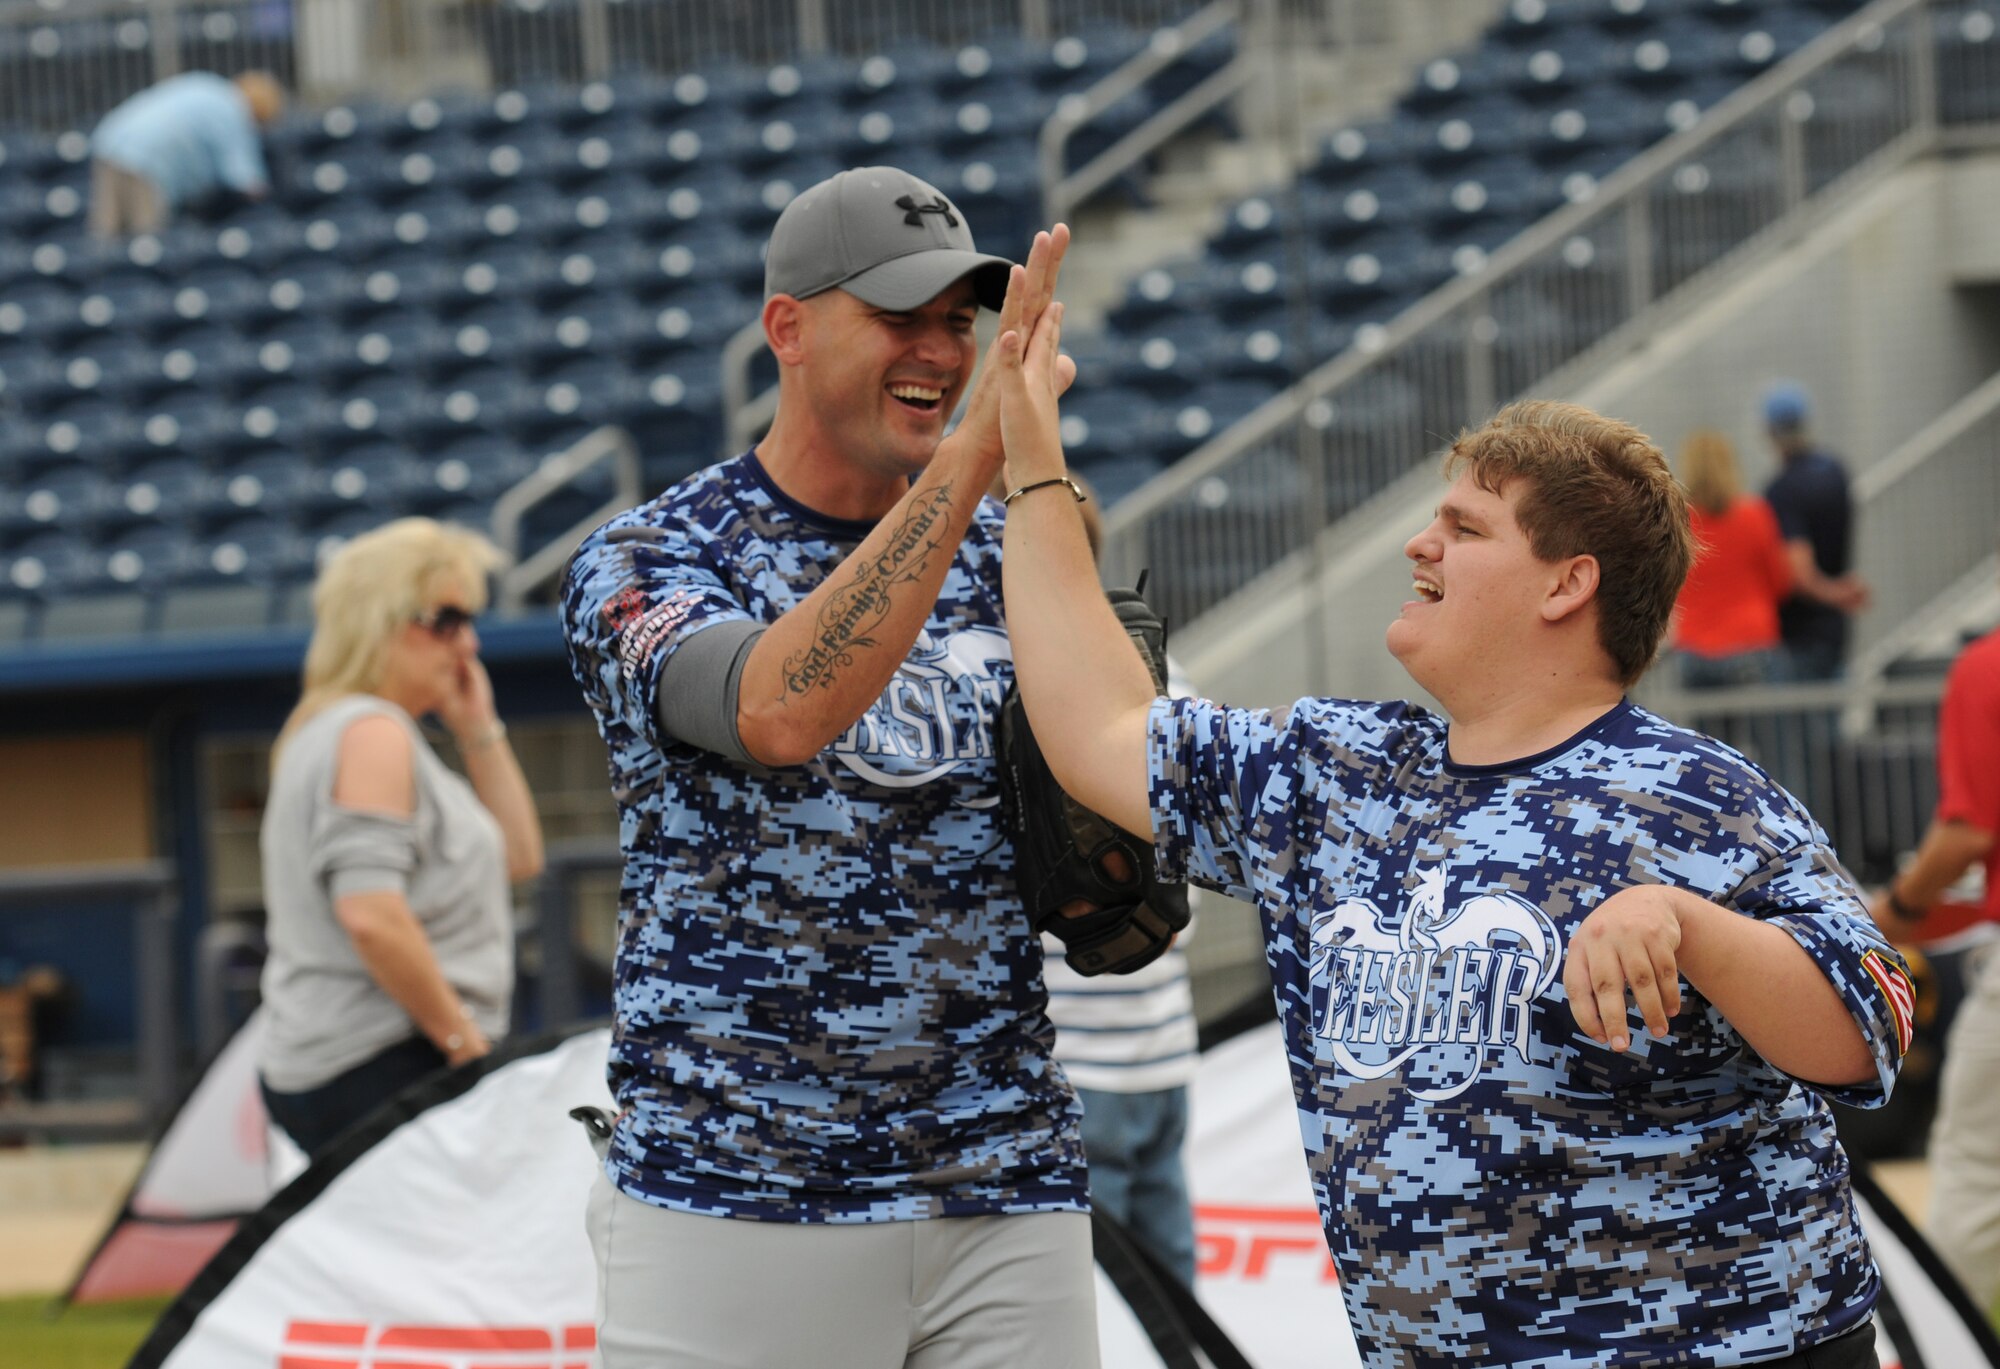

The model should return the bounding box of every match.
[889,383,943,402]
[1414,579,1443,602]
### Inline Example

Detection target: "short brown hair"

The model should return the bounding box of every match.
[1444,400,1693,685]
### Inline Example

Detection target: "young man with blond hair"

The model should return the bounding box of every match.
[994,296,1910,1369]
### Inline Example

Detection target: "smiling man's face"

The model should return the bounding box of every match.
[795,278,981,480]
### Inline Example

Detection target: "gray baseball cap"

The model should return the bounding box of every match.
[764,166,1014,311]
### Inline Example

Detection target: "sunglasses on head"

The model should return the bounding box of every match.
[414,605,477,638]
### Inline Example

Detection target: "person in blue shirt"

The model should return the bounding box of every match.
[89,70,283,240]
[562,171,1098,1367]
[1760,381,1870,682]
[998,298,1910,1369]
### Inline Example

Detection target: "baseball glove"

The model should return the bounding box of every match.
[998,585,1190,976]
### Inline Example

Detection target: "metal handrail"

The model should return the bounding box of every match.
[720,318,775,457]
[1038,0,1244,223]
[1844,367,2000,686]
[493,425,643,610]
[1854,365,2000,505]
[1101,0,1936,558]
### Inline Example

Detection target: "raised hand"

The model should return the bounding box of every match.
[953,224,1071,468]
[997,285,1067,488]
[438,656,498,745]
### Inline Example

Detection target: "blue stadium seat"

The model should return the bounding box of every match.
[1056,385,1154,467]
[205,448,316,522]
[1107,326,1203,396]
[1107,257,1244,330]
[1035,24,1150,90]
[197,513,316,585]
[612,365,724,464]
[421,433,540,505]
[1403,48,1515,112]
[105,458,214,530]
[0,461,116,538]
[102,522,204,588]
[1939,3,2000,123]
[313,441,435,516]
[1411,97,1542,168]
[1144,380,1282,462]
[850,46,962,104]
[1071,452,1165,508]
[1301,165,1450,241]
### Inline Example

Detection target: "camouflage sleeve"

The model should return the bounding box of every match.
[1732,797,1911,1107]
[560,521,758,754]
[1147,694,1308,906]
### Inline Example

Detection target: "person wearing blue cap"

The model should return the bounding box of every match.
[1760,381,1870,681]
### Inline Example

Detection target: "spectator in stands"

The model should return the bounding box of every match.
[88,70,284,240]
[256,518,543,1158]
[1036,476,1200,1288]
[1871,607,2000,1307]
[1001,352,1911,1366]
[1671,429,1793,689]
[1762,382,1871,681]
[561,178,1101,1366]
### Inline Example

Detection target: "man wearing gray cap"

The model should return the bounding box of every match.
[561,170,1097,1365]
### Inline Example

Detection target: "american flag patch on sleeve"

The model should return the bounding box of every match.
[1861,949,1916,1057]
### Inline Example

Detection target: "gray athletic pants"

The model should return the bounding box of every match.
[585,1173,1101,1369]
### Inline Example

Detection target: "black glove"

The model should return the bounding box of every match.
[998,586,1190,976]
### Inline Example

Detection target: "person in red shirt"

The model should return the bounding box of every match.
[1671,430,1794,688]
[1871,615,2000,1305]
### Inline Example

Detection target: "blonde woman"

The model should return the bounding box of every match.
[256,518,543,1157]
[1671,430,1794,689]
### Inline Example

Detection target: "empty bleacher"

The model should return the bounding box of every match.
[0,13,1232,640]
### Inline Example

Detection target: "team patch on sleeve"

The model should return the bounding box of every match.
[616,591,698,680]
[1862,948,1915,1057]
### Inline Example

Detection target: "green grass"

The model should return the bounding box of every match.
[0,1295,169,1369]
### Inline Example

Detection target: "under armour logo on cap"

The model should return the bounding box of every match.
[763,166,1012,311]
[895,193,959,228]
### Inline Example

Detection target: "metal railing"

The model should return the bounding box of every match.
[1039,0,1245,222]
[1846,367,2000,681]
[0,0,1211,132]
[1637,675,1947,884]
[0,0,296,133]
[493,424,641,610]
[1100,0,1944,632]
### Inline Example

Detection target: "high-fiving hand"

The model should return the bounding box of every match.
[996,269,1068,489]
[954,224,1075,470]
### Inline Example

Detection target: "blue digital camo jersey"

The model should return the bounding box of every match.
[560,452,1086,1224]
[1149,696,1912,1368]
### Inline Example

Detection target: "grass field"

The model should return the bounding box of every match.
[1,1295,169,1369]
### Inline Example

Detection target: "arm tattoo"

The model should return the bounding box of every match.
[780,485,954,698]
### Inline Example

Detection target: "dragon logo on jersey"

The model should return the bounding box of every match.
[1309,865,1561,1100]
[830,626,1013,795]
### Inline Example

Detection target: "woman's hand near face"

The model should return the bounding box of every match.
[438,656,498,745]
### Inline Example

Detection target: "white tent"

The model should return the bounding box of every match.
[119,1014,2000,1368]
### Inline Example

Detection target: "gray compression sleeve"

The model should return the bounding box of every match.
[655,620,764,764]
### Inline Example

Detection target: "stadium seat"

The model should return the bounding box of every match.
[1057,385,1155,467]
[1142,380,1281,462]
